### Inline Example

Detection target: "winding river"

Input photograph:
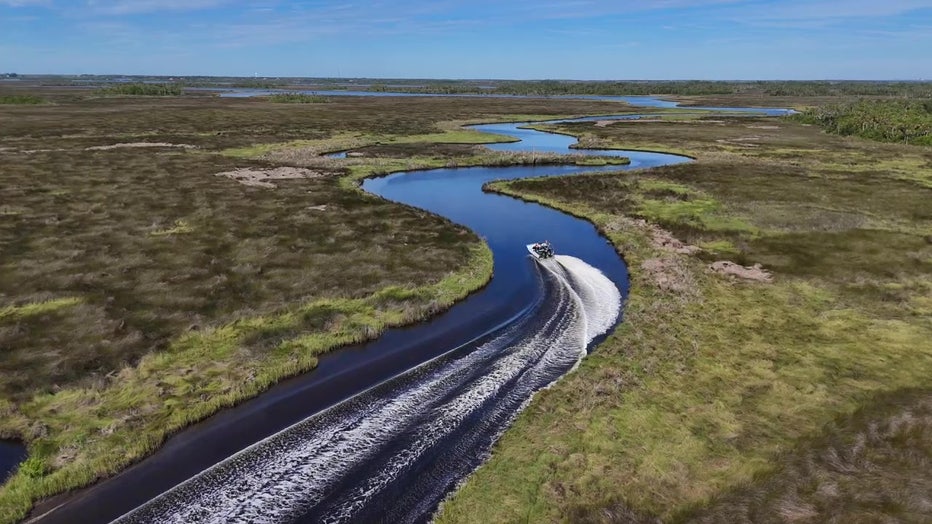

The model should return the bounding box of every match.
[32,100,790,523]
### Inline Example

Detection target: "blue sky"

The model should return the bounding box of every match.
[1,0,930,79]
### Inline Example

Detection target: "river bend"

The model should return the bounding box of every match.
[34,102,783,523]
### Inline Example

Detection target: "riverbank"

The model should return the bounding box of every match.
[437,113,932,521]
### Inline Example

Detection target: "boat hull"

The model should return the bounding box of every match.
[527,243,553,259]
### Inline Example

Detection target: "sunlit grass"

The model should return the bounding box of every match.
[0,298,82,322]
[439,115,932,522]
[0,244,492,523]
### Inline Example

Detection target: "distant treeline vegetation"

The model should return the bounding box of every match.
[95,83,183,96]
[793,99,932,146]
[480,81,932,98]
[495,80,739,96]
[363,80,932,98]
[15,75,932,99]
[368,82,483,95]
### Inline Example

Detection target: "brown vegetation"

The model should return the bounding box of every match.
[709,261,772,283]
[214,166,327,188]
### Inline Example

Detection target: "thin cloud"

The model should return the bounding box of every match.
[734,0,932,22]
[0,0,51,6]
[84,0,230,15]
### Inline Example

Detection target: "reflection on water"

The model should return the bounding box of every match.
[0,439,27,484]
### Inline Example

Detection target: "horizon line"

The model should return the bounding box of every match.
[3,74,930,83]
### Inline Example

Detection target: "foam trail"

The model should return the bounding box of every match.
[115,256,620,524]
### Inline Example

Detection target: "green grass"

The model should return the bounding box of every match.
[439,113,932,523]
[573,157,630,166]
[697,239,739,256]
[392,129,518,144]
[0,298,82,322]
[0,95,44,105]
[678,389,932,522]
[221,126,519,160]
[0,244,492,524]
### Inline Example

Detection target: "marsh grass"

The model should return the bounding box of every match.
[0,245,492,523]
[266,93,329,104]
[94,83,183,96]
[221,126,519,160]
[0,88,636,522]
[0,95,44,105]
[679,390,932,523]
[0,298,82,322]
[439,112,932,523]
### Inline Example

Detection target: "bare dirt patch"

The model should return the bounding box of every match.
[641,257,697,295]
[85,142,197,151]
[214,167,326,188]
[709,260,773,282]
[644,220,701,255]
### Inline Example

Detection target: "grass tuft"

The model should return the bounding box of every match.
[0,298,82,322]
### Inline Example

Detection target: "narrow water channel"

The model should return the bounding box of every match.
[0,440,27,486]
[34,103,785,523]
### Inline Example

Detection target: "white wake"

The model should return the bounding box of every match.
[115,255,621,524]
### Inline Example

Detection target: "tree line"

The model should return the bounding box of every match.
[390,80,932,98]
[793,99,932,146]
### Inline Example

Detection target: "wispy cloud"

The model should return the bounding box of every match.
[2,0,929,77]
[84,0,230,15]
[0,0,51,6]
[494,0,744,20]
[746,0,932,20]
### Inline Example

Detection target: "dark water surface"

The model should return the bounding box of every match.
[0,440,27,484]
[33,103,783,523]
